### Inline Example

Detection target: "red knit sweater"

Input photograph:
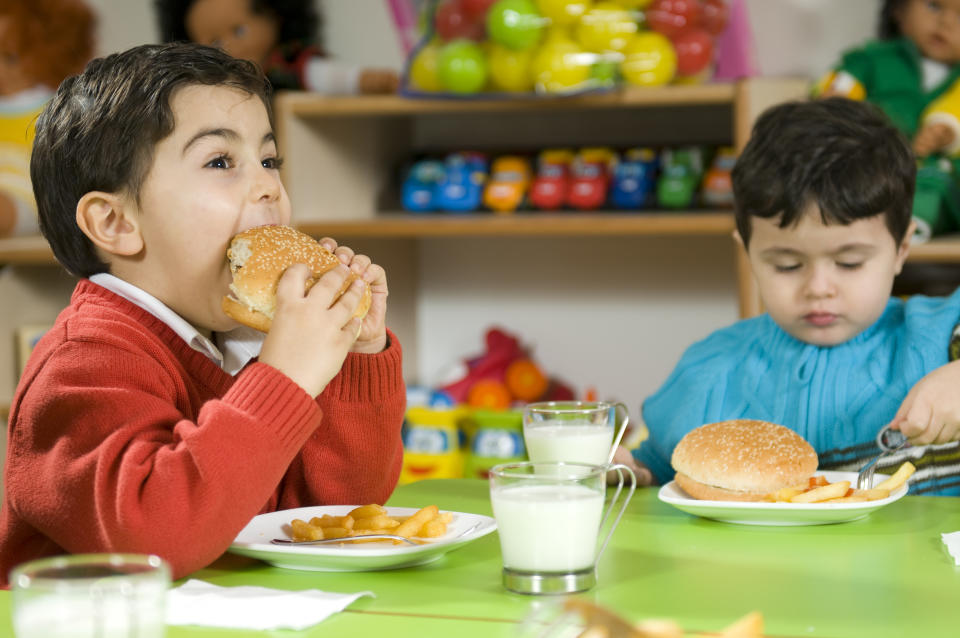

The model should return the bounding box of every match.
[0,280,405,585]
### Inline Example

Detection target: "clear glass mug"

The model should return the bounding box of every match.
[489,461,636,595]
[10,553,171,638]
[522,401,629,466]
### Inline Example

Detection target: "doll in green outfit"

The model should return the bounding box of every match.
[816,0,960,240]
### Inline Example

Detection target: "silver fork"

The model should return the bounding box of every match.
[856,425,909,490]
[271,534,418,546]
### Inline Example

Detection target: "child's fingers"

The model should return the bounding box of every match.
[333,244,355,265]
[275,263,314,301]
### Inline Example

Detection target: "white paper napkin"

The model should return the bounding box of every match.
[166,579,374,630]
[941,532,960,566]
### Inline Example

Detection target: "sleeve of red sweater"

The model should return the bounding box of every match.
[269,331,406,511]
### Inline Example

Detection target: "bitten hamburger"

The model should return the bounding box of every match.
[221,225,372,333]
[670,420,818,502]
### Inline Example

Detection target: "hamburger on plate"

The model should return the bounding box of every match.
[670,419,818,502]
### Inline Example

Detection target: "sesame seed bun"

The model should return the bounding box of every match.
[221,225,371,333]
[670,420,818,502]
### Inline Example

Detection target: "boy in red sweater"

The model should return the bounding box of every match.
[0,42,406,585]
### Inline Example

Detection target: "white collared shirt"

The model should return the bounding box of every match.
[89,273,265,375]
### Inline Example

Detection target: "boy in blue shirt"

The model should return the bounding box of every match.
[619,98,960,495]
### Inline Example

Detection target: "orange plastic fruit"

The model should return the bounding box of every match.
[467,379,513,410]
[505,358,549,401]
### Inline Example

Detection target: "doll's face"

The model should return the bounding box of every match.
[186,0,279,66]
[896,0,960,64]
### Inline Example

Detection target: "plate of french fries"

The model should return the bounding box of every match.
[229,504,497,571]
[658,465,914,526]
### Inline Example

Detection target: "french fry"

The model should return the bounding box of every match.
[855,487,891,501]
[768,487,804,502]
[310,514,355,530]
[348,504,387,519]
[394,505,439,538]
[789,480,850,503]
[418,518,448,538]
[353,514,401,531]
[291,518,322,541]
[872,462,916,493]
[321,526,351,539]
[824,494,870,504]
[718,611,764,638]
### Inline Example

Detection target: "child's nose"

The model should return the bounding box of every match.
[251,168,282,203]
[803,265,837,298]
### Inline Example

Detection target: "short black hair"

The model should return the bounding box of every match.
[879,0,907,38]
[154,0,320,47]
[732,98,916,249]
[31,42,273,277]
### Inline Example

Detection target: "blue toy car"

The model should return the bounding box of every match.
[434,152,487,212]
[401,159,446,212]
[610,148,658,210]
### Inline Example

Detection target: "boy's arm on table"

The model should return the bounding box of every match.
[274,330,406,509]
[7,345,324,581]
[889,358,960,444]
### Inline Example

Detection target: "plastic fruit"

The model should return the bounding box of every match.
[673,27,713,76]
[576,2,637,52]
[435,0,485,41]
[700,0,729,35]
[409,42,445,92]
[610,0,652,7]
[462,0,499,18]
[438,39,489,93]
[536,0,592,26]
[645,0,701,38]
[487,43,534,92]
[531,36,592,92]
[505,358,549,401]
[620,31,676,86]
[468,378,513,410]
[487,0,544,50]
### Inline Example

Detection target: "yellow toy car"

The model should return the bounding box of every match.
[483,155,532,213]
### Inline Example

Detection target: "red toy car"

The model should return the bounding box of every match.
[567,148,616,210]
[529,148,574,210]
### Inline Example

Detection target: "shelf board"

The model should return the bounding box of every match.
[4,225,960,265]
[298,211,737,237]
[276,83,738,118]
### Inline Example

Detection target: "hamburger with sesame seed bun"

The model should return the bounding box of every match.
[222,225,371,333]
[671,420,818,502]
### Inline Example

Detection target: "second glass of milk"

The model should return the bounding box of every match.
[523,401,629,466]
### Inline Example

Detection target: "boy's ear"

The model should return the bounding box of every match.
[76,191,144,257]
[732,229,745,251]
[894,219,916,275]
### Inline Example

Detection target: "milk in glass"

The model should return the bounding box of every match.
[524,422,613,465]
[491,482,604,572]
[13,590,166,638]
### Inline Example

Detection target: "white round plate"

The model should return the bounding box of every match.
[229,506,497,571]
[657,471,908,526]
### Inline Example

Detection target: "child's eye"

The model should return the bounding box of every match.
[263,156,284,170]
[773,263,801,273]
[206,155,232,169]
[837,262,863,270]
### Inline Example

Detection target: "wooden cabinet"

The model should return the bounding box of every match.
[4,77,960,416]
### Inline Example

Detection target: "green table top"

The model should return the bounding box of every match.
[3,478,960,637]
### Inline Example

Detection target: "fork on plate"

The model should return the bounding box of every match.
[856,424,909,490]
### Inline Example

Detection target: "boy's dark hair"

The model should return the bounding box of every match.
[879,0,906,39]
[31,42,273,278]
[154,0,320,49]
[732,98,916,249]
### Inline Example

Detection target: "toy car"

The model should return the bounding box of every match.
[610,147,658,209]
[656,146,705,209]
[529,148,574,210]
[483,155,532,213]
[701,146,737,208]
[401,159,446,212]
[567,147,616,210]
[434,152,487,212]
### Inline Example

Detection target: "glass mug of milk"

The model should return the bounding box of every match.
[11,553,170,638]
[489,461,635,594]
[523,401,629,466]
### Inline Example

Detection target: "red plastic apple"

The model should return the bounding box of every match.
[700,0,729,35]
[435,0,486,41]
[461,0,499,19]
[646,0,702,38]
[673,27,714,76]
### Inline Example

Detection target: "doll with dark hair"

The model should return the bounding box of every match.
[816,0,960,241]
[154,0,399,94]
[0,0,95,237]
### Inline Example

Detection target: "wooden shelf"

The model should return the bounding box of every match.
[276,83,739,118]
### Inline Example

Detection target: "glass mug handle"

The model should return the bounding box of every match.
[606,402,630,465]
[597,463,636,564]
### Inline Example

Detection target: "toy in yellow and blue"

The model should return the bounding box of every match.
[463,409,526,479]
[399,406,467,484]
